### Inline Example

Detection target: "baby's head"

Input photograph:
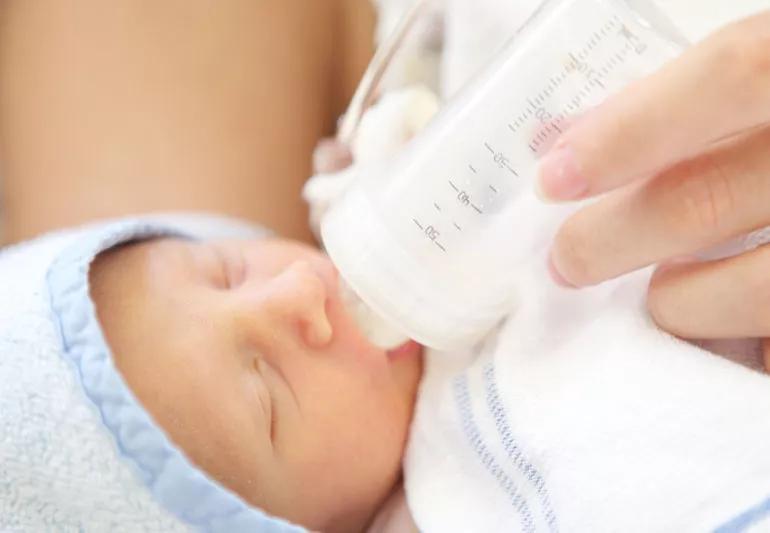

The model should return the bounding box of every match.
[89,236,423,532]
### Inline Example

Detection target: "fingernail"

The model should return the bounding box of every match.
[537,142,588,202]
[547,249,576,288]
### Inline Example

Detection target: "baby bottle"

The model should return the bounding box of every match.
[323,0,688,350]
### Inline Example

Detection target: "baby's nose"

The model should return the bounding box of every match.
[238,260,333,349]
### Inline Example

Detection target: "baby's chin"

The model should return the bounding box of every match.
[387,340,423,361]
[385,340,424,406]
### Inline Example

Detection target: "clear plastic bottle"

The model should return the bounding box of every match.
[323,0,689,350]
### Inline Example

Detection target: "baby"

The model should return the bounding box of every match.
[89,233,423,532]
[0,212,422,533]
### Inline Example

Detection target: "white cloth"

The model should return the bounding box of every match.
[309,0,770,531]
[408,0,770,526]
[406,266,770,532]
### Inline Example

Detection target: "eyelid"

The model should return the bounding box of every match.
[217,246,247,290]
[219,254,232,290]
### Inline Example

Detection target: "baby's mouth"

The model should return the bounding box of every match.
[336,278,411,350]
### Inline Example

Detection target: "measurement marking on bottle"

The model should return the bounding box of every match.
[453,221,462,231]
[509,16,643,157]
[434,202,442,212]
[419,224,445,252]
[469,164,478,174]
[489,185,498,193]
[448,180,459,192]
[484,142,519,176]
[471,203,483,214]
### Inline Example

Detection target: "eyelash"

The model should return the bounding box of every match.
[220,258,232,290]
[254,359,277,442]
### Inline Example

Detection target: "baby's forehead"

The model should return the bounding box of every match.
[119,237,214,275]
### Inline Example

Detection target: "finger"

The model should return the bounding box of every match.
[313,139,353,174]
[549,126,770,287]
[537,11,770,201]
[647,245,770,339]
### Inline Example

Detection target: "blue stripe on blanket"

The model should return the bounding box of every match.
[715,495,770,533]
[453,372,536,533]
[483,362,559,533]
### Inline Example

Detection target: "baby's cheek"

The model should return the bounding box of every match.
[305,384,403,472]
[276,372,407,527]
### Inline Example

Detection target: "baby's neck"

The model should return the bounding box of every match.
[364,483,418,533]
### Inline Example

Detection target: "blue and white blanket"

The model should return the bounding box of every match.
[0,214,304,532]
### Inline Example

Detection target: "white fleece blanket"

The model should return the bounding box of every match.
[309,0,770,531]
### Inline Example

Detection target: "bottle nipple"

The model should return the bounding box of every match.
[338,279,410,350]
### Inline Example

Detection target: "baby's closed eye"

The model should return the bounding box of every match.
[252,358,276,444]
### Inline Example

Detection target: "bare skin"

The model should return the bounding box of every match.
[89,236,423,532]
[0,0,374,244]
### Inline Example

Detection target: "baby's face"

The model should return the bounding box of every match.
[90,237,423,532]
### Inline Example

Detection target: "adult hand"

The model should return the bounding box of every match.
[537,12,770,345]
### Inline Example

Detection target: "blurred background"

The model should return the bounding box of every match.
[0,0,766,246]
[0,0,376,245]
